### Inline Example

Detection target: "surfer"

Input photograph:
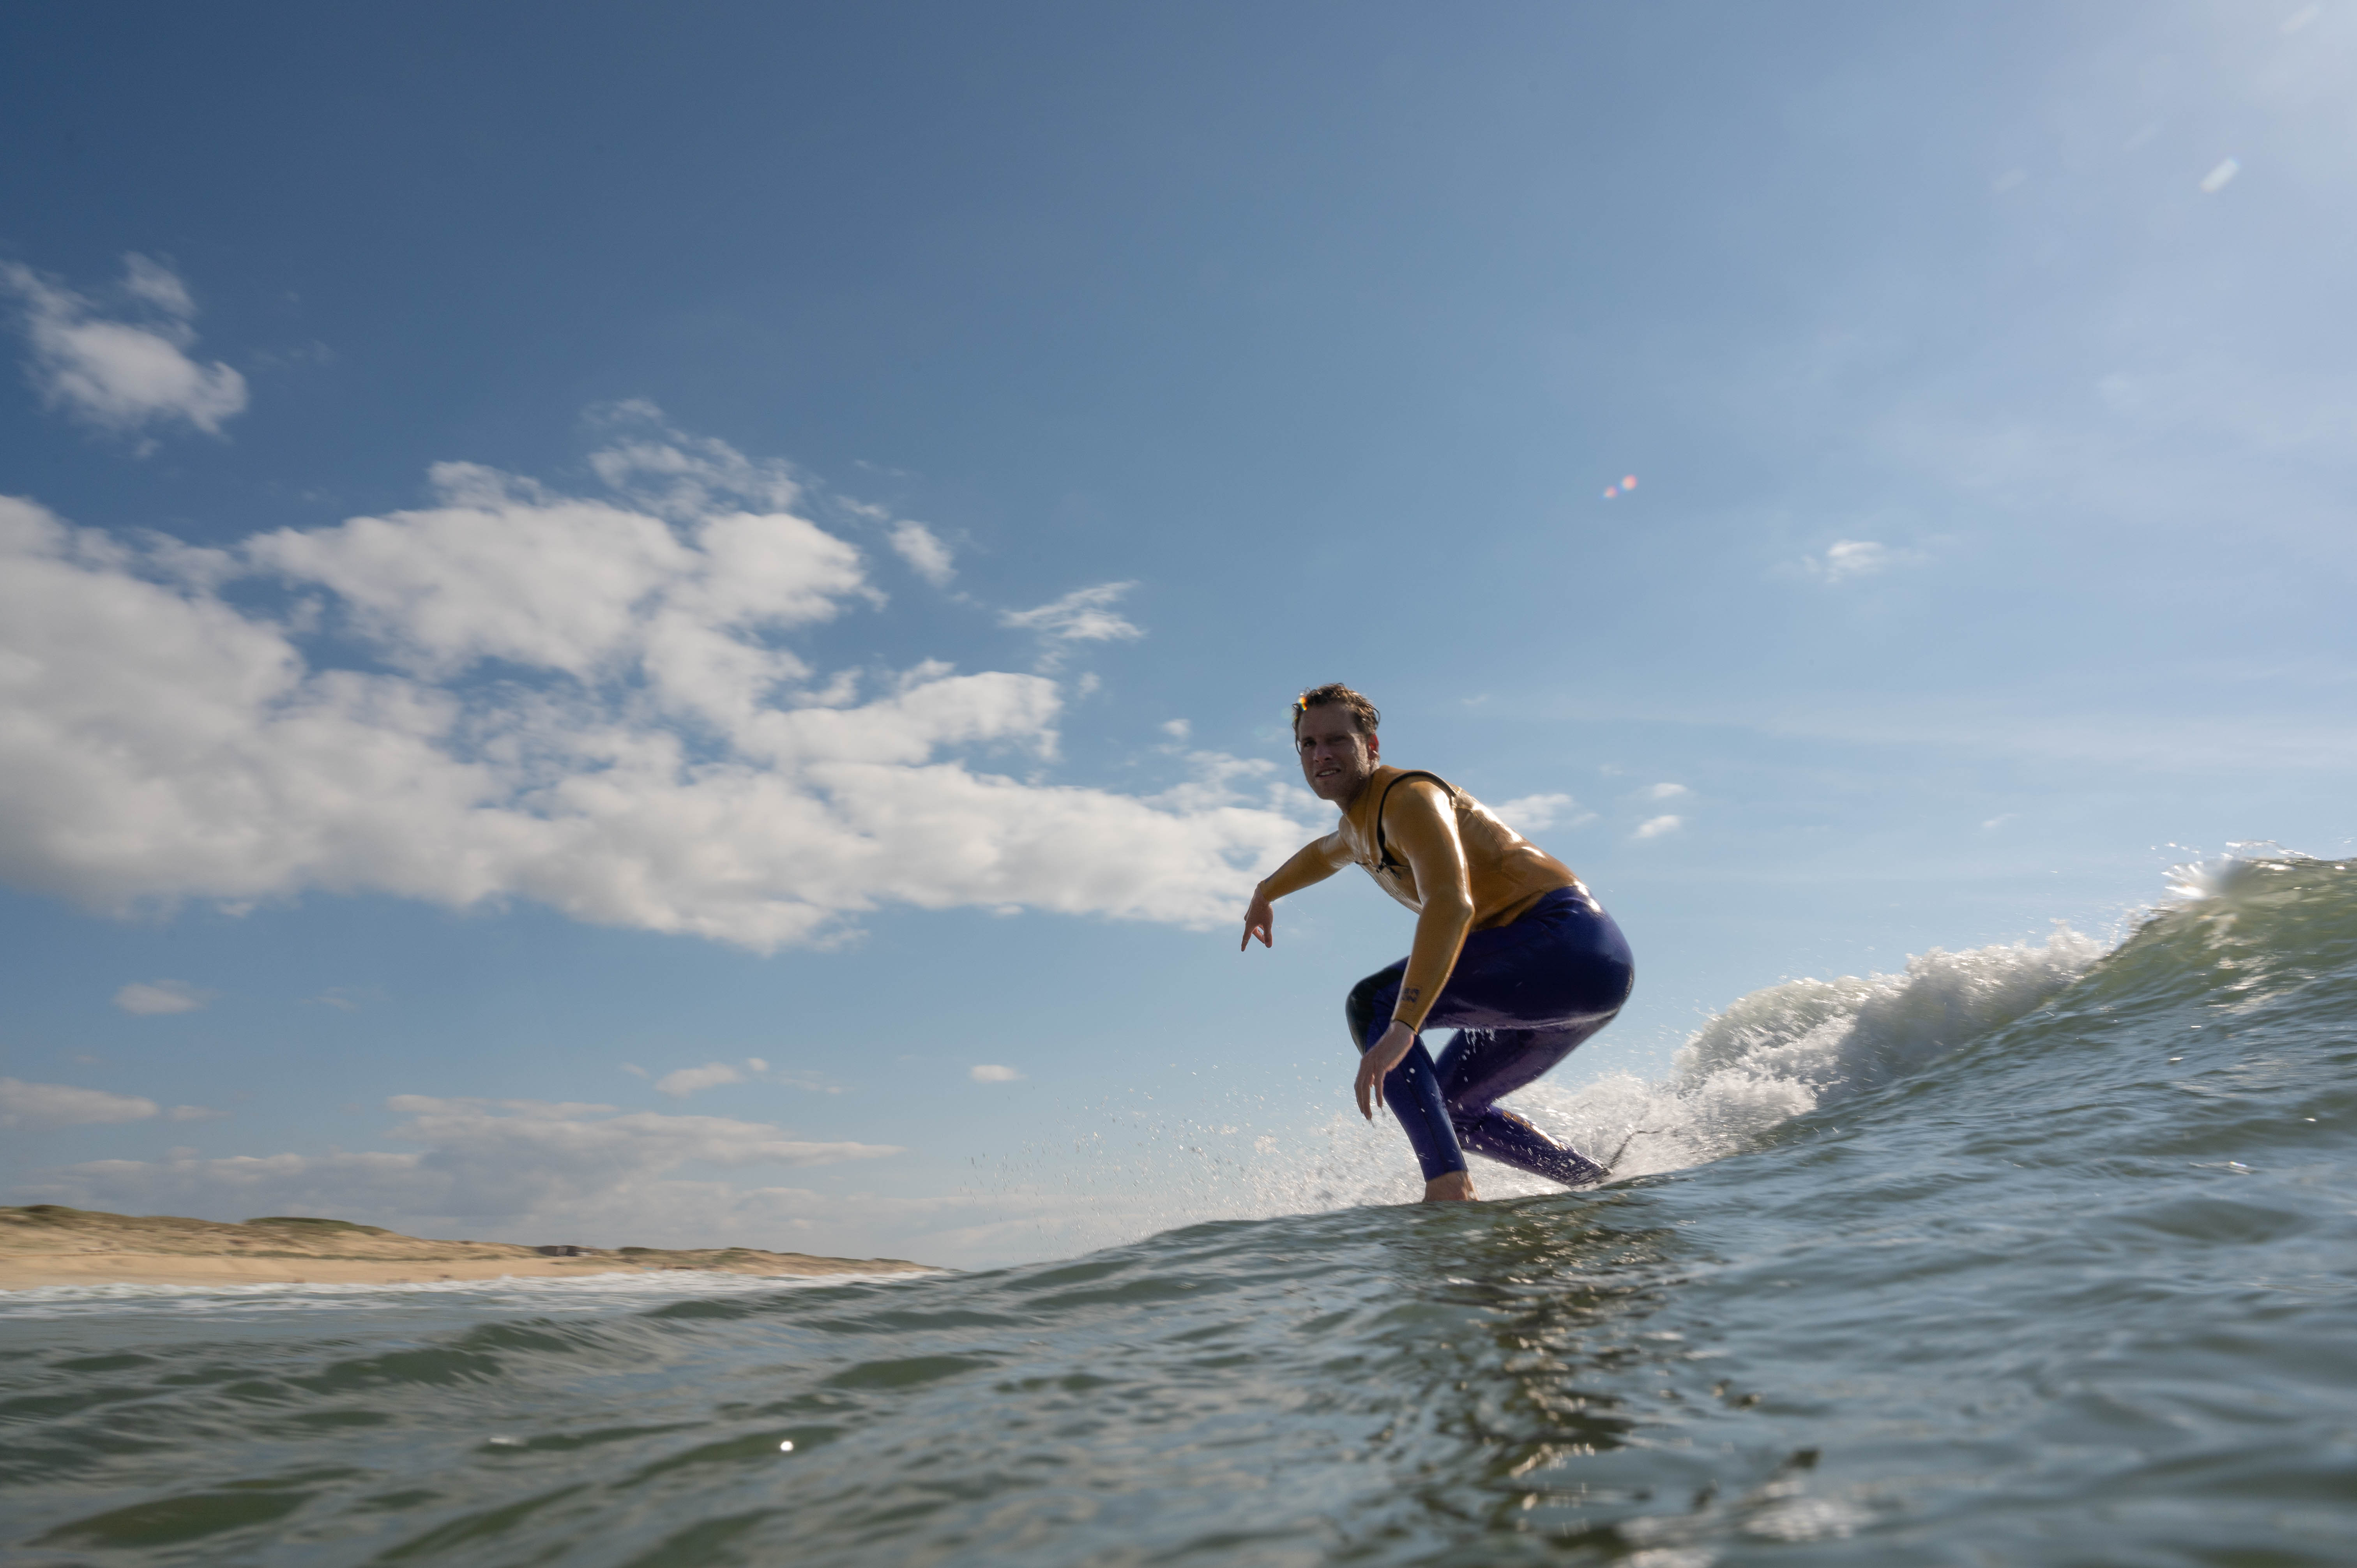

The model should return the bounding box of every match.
[1240,684,1634,1202]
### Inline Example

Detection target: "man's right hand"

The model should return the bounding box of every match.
[1240,884,1275,951]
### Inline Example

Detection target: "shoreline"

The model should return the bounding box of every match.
[0,1205,936,1291]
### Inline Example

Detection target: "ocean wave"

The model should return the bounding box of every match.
[1086,851,2346,1225]
[8,857,2355,1564]
[0,1270,915,1321]
[1516,922,2110,1181]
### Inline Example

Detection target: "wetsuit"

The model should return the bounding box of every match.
[1263,766,1633,1186]
[1345,880,1632,1185]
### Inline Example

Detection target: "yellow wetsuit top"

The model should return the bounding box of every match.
[1260,765,1580,1035]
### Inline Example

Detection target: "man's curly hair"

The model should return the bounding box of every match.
[1290,683,1380,737]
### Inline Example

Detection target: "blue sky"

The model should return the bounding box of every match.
[4,2,2351,1268]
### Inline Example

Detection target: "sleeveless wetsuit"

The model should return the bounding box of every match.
[1336,768,1634,1187]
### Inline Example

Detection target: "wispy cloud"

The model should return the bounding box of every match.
[1000,582,1144,668]
[1633,814,1684,841]
[970,1064,1023,1083]
[1801,539,1906,582]
[889,521,956,586]
[654,1061,748,1098]
[651,1057,839,1098]
[34,1096,901,1231]
[1,255,248,437]
[583,400,802,519]
[1640,782,1690,802]
[0,1077,160,1128]
[1494,793,1594,832]
[113,979,211,1016]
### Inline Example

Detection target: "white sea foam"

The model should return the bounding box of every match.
[1498,923,2108,1185]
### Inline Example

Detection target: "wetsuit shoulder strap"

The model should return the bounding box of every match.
[1373,770,1455,873]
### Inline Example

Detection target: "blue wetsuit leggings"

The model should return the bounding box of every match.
[1346,885,1634,1187]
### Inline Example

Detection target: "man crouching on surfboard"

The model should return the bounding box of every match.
[1241,683,1634,1202]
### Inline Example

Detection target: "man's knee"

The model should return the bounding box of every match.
[1344,969,1396,1051]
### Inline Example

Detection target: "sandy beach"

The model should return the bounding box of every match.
[0,1205,934,1289]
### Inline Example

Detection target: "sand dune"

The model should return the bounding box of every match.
[0,1205,934,1289]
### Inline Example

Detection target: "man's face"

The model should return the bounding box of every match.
[1295,705,1380,803]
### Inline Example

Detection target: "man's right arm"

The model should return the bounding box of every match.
[1241,832,1350,950]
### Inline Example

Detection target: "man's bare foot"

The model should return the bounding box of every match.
[1421,1172,1476,1202]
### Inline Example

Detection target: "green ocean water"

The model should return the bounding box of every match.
[5,854,2354,1566]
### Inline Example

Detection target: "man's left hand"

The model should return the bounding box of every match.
[1354,1020,1419,1120]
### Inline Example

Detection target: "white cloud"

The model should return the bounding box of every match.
[35,1096,898,1228]
[583,401,802,519]
[1802,539,1900,582]
[1633,814,1684,840]
[0,1077,159,1128]
[113,979,211,1015]
[1161,719,1191,740]
[1641,782,1691,802]
[1,256,248,436]
[0,427,1312,951]
[889,521,956,586]
[120,254,196,316]
[1000,582,1144,668]
[654,1061,745,1098]
[970,1064,1023,1082]
[2199,157,2241,194]
[1493,793,1593,832]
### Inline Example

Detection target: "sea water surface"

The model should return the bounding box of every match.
[5,853,2355,1565]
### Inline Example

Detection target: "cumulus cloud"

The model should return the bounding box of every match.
[889,521,956,586]
[1494,793,1594,832]
[1000,582,1144,668]
[0,419,1312,950]
[113,979,212,1015]
[1641,782,1691,802]
[0,1077,159,1128]
[1633,814,1684,840]
[1,255,248,436]
[36,1096,898,1227]
[970,1064,1023,1083]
